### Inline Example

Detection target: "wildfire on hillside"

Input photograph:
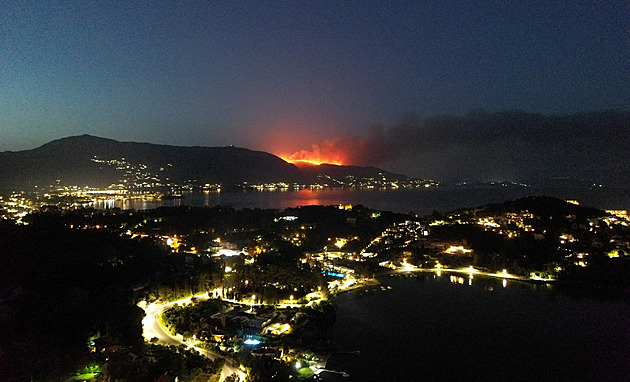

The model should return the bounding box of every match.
[279,153,344,166]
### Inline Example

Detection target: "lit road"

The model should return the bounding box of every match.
[140,291,245,382]
[386,264,556,283]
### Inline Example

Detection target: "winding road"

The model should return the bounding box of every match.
[140,292,245,382]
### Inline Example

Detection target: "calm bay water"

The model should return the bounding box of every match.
[328,273,630,382]
[102,185,630,215]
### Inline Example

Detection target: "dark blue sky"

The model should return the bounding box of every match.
[1,1,628,175]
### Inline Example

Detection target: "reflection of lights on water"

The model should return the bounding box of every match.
[450,275,466,285]
[503,279,507,288]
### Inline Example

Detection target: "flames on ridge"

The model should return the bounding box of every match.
[279,149,345,166]
[275,125,393,167]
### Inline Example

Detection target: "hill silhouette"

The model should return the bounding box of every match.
[0,135,409,191]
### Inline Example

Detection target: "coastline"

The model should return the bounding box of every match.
[386,267,556,283]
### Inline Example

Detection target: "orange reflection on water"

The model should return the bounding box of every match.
[296,189,322,206]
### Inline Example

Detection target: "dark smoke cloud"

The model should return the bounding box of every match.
[286,124,393,165]
[291,110,630,185]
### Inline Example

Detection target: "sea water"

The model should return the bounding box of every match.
[327,273,630,381]
[98,185,630,215]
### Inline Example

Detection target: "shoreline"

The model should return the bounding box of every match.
[382,267,556,283]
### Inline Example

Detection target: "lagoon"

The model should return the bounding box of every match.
[327,273,630,381]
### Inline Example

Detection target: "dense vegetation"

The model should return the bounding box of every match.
[0,204,401,380]
[0,214,223,382]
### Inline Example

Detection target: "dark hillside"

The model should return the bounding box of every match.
[0,135,412,191]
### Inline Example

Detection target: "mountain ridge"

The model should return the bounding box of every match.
[0,135,411,191]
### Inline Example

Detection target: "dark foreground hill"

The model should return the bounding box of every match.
[460,195,606,219]
[0,135,410,191]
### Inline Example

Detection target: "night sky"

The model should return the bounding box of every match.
[1,1,628,180]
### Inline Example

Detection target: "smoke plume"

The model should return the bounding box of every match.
[287,110,630,185]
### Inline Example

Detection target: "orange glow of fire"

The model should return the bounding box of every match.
[274,135,352,166]
[290,159,323,166]
[281,158,320,166]
[279,154,344,166]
